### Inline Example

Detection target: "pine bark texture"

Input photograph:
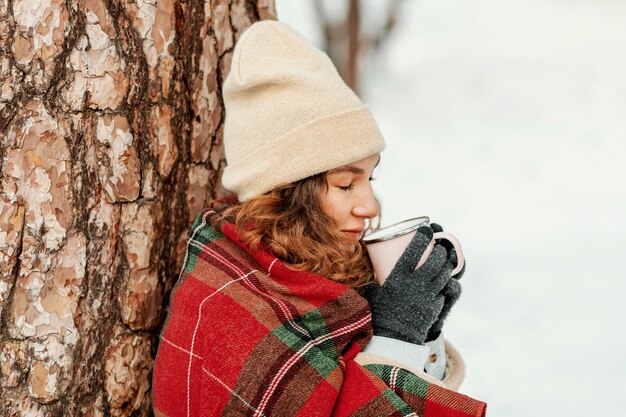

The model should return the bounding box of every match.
[0,0,275,415]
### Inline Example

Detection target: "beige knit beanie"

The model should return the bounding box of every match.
[221,20,385,202]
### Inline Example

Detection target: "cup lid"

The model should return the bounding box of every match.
[363,216,430,243]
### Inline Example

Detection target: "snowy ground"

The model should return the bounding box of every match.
[277,1,626,416]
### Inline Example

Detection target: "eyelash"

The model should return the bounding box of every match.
[338,177,376,191]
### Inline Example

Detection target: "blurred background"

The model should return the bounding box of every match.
[276,1,626,416]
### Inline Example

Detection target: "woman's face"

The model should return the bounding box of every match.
[320,154,380,240]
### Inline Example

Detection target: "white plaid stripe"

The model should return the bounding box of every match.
[267,258,279,275]
[389,367,399,390]
[253,312,372,417]
[161,337,203,360]
[179,210,213,281]
[265,258,311,337]
[189,239,311,338]
[390,367,420,417]
[201,367,266,416]
[186,271,257,417]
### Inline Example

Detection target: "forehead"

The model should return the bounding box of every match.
[327,155,381,175]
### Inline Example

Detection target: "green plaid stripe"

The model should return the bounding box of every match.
[299,309,341,361]
[271,310,339,378]
[183,213,224,275]
[381,389,416,416]
[365,364,430,398]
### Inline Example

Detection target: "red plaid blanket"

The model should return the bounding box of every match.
[153,203,487,416]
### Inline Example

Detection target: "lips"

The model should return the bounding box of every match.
[342,230,364,240]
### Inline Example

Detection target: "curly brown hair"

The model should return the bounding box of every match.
[220,173,377,289]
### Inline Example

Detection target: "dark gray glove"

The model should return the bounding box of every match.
[426,223,464,341]
[364,225,454,345]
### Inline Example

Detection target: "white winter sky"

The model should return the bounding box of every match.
[276,1,626,416]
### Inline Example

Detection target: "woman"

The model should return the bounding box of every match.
[153,21,486,417]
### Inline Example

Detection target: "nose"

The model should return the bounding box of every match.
[352,187,379,219]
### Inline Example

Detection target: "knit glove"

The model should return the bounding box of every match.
[426,223,464,341]
[364,226,453,346]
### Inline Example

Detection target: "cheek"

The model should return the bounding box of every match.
[319,193,347,227]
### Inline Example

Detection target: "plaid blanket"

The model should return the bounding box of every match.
[153,202,487,416]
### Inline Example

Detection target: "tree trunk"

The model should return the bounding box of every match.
[0,0,275,415]
[313,0,402,94]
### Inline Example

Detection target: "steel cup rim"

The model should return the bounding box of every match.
[363,216,431,244]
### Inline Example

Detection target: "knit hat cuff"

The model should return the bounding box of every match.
[222,105,385,202]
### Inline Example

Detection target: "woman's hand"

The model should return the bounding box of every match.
[364,226,453,345]
[426,223,464,342]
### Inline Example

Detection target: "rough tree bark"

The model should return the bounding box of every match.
[0,0,275,415]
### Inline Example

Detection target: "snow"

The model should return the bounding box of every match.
[276,1,626,416]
